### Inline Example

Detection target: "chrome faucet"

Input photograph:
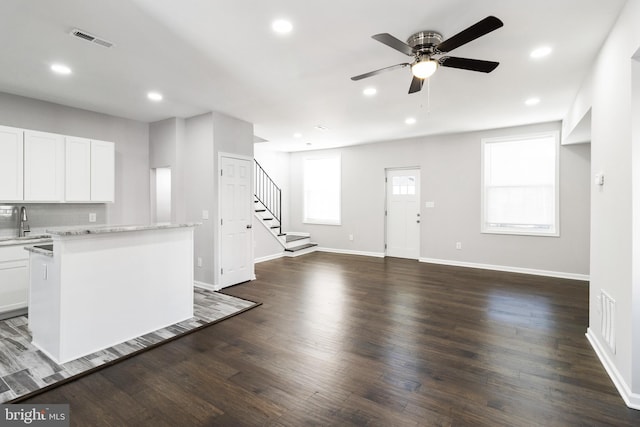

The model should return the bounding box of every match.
[18,206,30,237]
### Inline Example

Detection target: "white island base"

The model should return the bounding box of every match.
[27,224,196,364]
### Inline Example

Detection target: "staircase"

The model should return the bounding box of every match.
[254,160,317,255]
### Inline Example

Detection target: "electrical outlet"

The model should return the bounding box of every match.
[349,234,354,241]
[202,210,209,220]
[197,257,203,267]
[89,213,97,222]
[455,242,462,250]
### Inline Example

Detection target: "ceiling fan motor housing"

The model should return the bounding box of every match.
[407,31,443,55]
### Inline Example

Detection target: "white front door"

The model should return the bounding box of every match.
[219,156,252,288]
[386,168,421,259]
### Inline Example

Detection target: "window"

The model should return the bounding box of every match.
[392,175,416,195]
[481,131,559,236]
[303,155,341,225]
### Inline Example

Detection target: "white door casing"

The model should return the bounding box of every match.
[386,168,421,259]
[219,155,253,288]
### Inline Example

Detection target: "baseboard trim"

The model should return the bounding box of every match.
[316,247,385,258]
[255,252,285,263]
[586,328,640,410]
[418,257,589,281]
[194,280,219,291]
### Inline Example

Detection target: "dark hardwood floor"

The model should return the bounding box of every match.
[22,253,640,426]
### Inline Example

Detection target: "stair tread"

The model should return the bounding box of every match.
[285,235,308,243]
[285,243,318,252]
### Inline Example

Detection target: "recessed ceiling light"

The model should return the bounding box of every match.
[147,92,163,102]
[272,19,293,34]
[306,142,312,146]
[314,125,328,131]
[525,97,540,106]
[293,133,302,138]
[363,87,377,96]
[405,117,416,125]
[50,63,72,75]
[530,46,552,59]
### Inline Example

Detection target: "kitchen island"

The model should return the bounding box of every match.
[26,223,198,364]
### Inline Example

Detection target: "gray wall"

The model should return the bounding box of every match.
[287,121,590,276]
[563,0,640,401]
[184,113,215,285]
[0,92,150,226]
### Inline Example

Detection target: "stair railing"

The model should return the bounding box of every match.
[254,160,282,235]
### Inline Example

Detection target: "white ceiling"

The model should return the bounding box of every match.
[0,0,626,152]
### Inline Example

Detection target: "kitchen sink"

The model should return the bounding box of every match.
[33,244,53,251]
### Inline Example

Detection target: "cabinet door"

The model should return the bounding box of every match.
[91,140,115,202]
[24,130,65,202]
[0,245,29,317]
[65,136,91,201]
[0,125,24,201]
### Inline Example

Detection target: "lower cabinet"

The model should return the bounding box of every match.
[0,245,29,320]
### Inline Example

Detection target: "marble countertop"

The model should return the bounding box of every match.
[0,235,52,247]
[45,222,200,236]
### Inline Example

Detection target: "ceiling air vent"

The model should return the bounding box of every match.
[70,28,114,48]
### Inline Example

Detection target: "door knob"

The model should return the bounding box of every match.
[416,220,420,223]
[246,224,253,229]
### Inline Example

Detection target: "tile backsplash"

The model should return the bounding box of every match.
[0,204,107,238]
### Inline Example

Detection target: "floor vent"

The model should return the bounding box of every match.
[600,290,616,354]
[69,28,114,48]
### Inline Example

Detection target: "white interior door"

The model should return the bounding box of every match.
[220,156,252,288]
[386,168,421,259]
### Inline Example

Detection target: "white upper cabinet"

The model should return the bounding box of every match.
[24,130,65,202]
[90,140,115,202]
[65,136,91,202]
[0,125,115,204]
[0,126,24,201]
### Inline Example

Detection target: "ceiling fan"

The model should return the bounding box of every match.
[351,16,504,94]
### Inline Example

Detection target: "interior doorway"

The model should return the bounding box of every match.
[150,167,171,223]
[385,168,421,259]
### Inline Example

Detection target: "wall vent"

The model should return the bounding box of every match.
[600,290,616,354]
[70,28,114,48]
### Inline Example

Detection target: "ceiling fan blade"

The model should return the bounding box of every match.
[436,16,503,53]
[372,33,415,56]
[351,63,409,81]
[408,76,424,94]
[439,56,499,73]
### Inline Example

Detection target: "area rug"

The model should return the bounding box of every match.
[0,288,260,403]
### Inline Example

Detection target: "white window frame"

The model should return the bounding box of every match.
[303,154,341,225]
[481,131,560,237]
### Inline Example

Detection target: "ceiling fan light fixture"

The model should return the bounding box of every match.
[411,59,438,79]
